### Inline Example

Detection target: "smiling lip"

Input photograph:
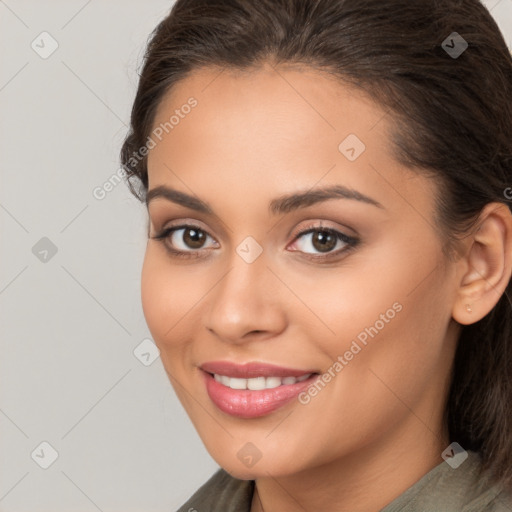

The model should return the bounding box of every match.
[200,361,319,418]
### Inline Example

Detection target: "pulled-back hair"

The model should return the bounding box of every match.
[120,0,512,489]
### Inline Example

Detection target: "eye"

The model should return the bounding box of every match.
[288,225,359,259]
[151,224,218,259]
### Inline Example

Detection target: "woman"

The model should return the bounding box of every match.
[120,0,512,510]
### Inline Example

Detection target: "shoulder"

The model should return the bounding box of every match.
[460,453,512,512]
[466,486,512,512]
[381,450,512,512]
[176,468,254,512]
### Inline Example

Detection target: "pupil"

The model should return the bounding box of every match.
[313,231,336,252]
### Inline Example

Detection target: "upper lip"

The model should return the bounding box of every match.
[200,361,318,379]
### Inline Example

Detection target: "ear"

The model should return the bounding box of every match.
[452,202,512,326]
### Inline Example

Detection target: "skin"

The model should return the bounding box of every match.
[141,62,512,512]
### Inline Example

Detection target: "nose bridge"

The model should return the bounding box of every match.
[204,239,285,340]
[215,241,270,313]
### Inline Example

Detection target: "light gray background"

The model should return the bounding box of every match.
[0,1,511,510]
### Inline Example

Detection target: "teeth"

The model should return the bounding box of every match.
[247,377,266,390]
[229,377,247,390]
[213,373,312,390]
[265,377,282,389]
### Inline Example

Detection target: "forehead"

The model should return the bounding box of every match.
[145,63,437,224]
[148,63,395,174]
[151,62,387,134]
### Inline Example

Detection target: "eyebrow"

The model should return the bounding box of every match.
[145,184,384,214]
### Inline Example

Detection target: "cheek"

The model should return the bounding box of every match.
[140,247,194,351]
[305,237,451,380]
[141,249,165,336]
[333,255,451,400]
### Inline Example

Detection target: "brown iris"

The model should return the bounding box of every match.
[183,227,206,249]
[311,230,337,253]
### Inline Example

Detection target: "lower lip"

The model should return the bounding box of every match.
[203,371,319,418]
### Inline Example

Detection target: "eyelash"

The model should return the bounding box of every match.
[151,223,359,262]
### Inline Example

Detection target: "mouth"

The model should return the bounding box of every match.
[200,361,320,418]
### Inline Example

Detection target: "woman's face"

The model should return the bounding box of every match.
[142,63,461,478]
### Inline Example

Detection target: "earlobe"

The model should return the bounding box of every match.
[452,202,512,326]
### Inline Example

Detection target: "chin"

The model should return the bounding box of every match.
[215,453,300,481]
[223,466,261,480]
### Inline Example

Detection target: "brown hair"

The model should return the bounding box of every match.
[120,0,512,490]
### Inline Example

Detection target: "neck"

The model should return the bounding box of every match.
[250,417,450,512]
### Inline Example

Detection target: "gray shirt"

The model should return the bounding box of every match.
[176,450,512,511]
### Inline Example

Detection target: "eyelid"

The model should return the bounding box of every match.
[288,219,357,241]
[152,216,210,233]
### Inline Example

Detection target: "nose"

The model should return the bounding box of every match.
[203,249,287,344]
